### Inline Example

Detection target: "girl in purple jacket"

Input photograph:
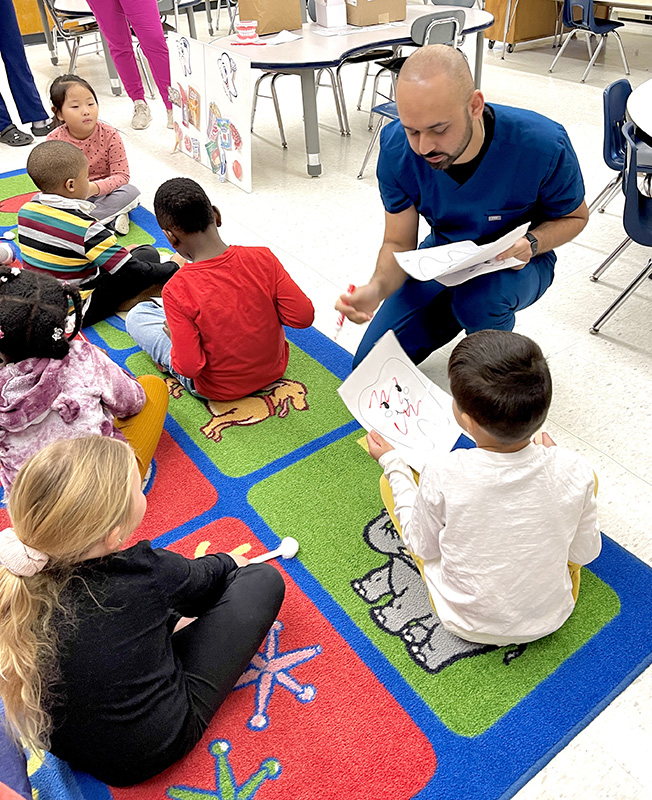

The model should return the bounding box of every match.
[0,267,168,493]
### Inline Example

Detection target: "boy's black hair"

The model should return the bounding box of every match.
[49,74,98,117]
[154,178,215,234]
[0,268,83,363]
[27,141,87,194]
[448,330,552,444]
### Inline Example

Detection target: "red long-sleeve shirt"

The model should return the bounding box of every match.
[162,245,314,400]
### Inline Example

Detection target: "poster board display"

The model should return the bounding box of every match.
[169,32,252,193]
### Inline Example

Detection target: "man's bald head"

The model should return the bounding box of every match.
[398,45,475,104]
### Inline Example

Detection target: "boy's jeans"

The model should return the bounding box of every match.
[125,301,204,398]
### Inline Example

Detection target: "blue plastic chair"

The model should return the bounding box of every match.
[549,0,629,83]
[356,10,465,179]
[590,122,652,333]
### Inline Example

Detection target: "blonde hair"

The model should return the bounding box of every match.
[0,436,135,752]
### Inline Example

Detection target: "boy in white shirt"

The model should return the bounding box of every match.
[367,330,601,646]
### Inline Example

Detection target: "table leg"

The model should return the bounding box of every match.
[473,30,484,88]
[35,0,57,65]
[300,70,322,177]
[100,35,122,96]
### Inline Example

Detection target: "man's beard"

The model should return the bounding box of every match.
[422,112,474,171]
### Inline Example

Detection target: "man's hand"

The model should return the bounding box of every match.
[334,283,383,324]
[367,430,394,461]
[498,236,533,270]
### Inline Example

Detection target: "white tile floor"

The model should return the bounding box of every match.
[1,9,651,798]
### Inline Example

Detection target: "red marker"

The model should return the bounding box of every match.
[334,284,356,341]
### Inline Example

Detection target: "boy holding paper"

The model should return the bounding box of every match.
[366,330,601,646]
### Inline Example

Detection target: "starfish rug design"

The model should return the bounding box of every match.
[234,621,322,731]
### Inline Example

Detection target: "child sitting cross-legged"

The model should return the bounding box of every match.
[18,140,177,326]
[0,268,168,492]
[47,74,141,236]
[126,178,315,401]
[0,436,285,786]
[367,329,601,646]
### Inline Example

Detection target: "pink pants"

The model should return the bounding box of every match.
[86,0,172,109]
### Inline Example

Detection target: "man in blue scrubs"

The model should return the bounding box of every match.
[337,45,588,367]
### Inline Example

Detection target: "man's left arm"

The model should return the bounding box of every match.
[498,200,589,267]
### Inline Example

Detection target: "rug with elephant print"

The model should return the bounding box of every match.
[1,171,652,800]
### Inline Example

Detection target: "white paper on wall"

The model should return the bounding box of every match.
[338,331,465,471]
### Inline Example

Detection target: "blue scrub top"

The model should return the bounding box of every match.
[376,103,585,250]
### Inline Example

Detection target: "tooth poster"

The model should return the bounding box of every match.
[168,32,252,193]
[338,331,465,471]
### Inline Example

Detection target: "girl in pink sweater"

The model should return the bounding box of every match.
[47,75,140,236]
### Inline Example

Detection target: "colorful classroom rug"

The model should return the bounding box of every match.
[2,168,652,800]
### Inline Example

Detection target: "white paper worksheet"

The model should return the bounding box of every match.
[338,332,465,471]
[394,223,530,287]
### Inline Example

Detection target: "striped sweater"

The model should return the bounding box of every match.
[18,193,132,285]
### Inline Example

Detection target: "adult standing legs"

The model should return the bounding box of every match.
[0,0,53,139]
[86,0,171,128]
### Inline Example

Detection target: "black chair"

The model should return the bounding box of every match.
[549,0,629,84]
[590,123,652,333]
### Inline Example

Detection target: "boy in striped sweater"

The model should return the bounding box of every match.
[18,140,176,326]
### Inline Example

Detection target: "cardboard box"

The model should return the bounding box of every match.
[345,0,406,27]
[315,0,348,28]
[238,0,303,35]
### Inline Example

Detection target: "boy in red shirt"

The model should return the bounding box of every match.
[126,178,315,400]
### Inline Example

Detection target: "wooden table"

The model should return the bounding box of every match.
[218,5,494,176]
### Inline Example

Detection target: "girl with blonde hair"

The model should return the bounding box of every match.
[0,436,285,786]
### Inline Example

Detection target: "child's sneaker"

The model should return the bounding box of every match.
[114,213,130,235]
[167,109,174,129]
[132,101,152,130]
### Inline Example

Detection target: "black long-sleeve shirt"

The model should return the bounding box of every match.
[47,541,237,784]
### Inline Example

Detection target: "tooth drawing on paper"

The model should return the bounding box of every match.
[338,332,465,471]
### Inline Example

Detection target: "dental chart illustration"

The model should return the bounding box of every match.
[394,222,530,287]
[338,332,464,471]
[169,32,252,193]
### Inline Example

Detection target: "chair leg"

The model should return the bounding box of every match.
[368,68,391,129]
[590,236,632,281]
[251,73,266,131]
[335,65,351,135]
[270,73,287,149]
[69,38,80,73]
[549,29,576,73]
[587,173,622,215]
[324,68,346,136]
[580,34,605,83]
[584,32,594,59]
[205,0,214,36]
[612,30,630,75]
[185,7,197,38]
[135,44,156,99]
[357,117,386,179]
[590,258,652,333]
[357,63,370,111]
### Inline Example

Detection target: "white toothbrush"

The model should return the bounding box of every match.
[250,537,300,564]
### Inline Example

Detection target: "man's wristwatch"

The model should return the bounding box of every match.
[524,232,538,257]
